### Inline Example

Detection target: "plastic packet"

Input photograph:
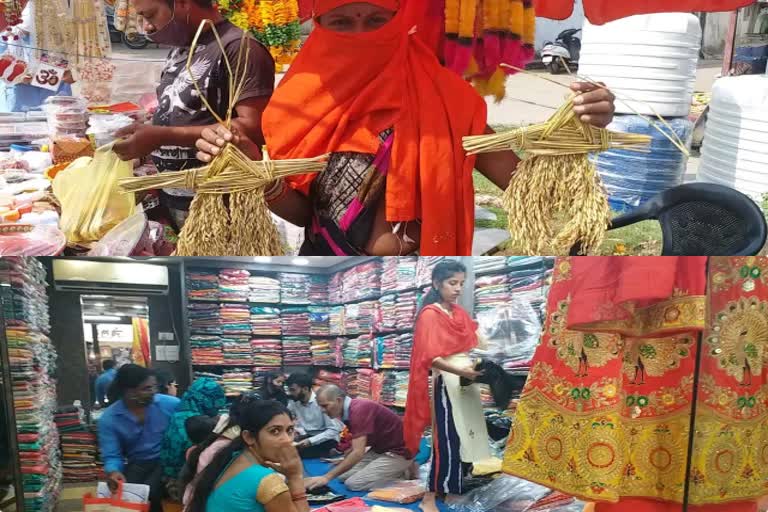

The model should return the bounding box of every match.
[474,298,543,365]
[447,475,553,512]
[52,144,135,244]
[367,480,425,504]
[87,113,135,148]
[0,224,66,255]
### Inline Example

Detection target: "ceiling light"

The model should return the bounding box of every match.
[253,257,272,263]
[131,305,145,309]
[90,302,107,307]
[83,315,122,322]
[292,257,310,266]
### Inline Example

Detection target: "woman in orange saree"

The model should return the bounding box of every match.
[503,256,767,512]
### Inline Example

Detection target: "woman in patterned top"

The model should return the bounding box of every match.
[195,0,616,256]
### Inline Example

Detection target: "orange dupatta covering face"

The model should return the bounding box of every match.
[261,0,488,256]
[403,303,478,455]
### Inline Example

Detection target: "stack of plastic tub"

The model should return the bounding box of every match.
[579,13,700,211]
[697,73,768,201]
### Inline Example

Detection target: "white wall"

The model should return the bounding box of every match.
[534,0,585,52]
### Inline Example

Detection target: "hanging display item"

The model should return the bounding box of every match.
[503,256,768,509]
[217,0,302,72]
[113,0,144,41]
[0,0,26,30]
[72,0,115,104]
[0,33,27,84]
[424,0,536,101]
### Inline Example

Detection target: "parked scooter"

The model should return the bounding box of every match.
[541,28,581,74]
[105,5,149,50]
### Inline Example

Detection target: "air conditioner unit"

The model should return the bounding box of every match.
[53,260,170,295]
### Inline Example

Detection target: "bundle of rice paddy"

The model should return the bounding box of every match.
[463,96,651,254]
[117,20,324,256]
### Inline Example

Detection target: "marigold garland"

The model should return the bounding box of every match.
[439,0,537,101]
[217,0,301,71]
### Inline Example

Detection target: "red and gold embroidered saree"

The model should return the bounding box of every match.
[503,256,767,510]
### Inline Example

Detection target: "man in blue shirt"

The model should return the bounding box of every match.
[94,360,117,406]
[98,364,180,512]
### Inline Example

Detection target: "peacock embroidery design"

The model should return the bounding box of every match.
[547,297,623,377]
[708,297,768,387]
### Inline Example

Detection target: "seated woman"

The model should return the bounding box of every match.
[195,0,616,256]
[181,391,261,508]
[186,400,309,512]
[255,372,288,405]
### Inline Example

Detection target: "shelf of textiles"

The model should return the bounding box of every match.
[474,257,554,372]
[192,369,256,397]
[186,269,303,305]
[55,404,102,483]
[0,257,61,512]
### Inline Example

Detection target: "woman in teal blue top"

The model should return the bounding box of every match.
[186,400,309,512]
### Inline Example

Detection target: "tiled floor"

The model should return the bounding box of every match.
[57,482,97,512]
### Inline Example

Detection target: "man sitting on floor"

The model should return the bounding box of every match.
[286,373,343,458]
[305,385,413,492]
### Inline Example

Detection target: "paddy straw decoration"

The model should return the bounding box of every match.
[118,20,324,256]
[464,96,651,256]
[464,60,691,256]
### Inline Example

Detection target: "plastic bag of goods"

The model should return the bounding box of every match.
[367,481,425,504]
[446,475,553,512]
[52,144,136,245]
[0,224,66,255]
[474,298,543,365]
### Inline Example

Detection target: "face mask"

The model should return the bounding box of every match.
[147,2,194,46]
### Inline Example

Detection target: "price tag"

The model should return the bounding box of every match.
[30,54,68,92]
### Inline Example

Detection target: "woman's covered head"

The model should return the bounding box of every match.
[239,401,294,461]
[315,0,397,32]
[180,378,226,417]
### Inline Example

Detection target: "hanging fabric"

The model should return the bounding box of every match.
[131,317,150,367]
[503,256,768,509]
[537,0,756,24]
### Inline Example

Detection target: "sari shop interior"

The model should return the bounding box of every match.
[1,257,767,512]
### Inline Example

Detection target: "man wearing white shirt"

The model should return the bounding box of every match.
[287,373,343,459]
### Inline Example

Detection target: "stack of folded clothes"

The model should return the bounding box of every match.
[309,275,329,304]
[311,338,339,367]
[249,275,281,303]
[309,307,330,336]
[280,273,311,304]
[251,338,282,366]
[416,257,445,288]
[55,405,100,482]
[221,369,254,396]
[190,335,224,365]
[188,303,221,334]
[282,336,312,365]
[219,303,251,335]
[219,269,251,302]
[282,307,311,336]
[250,306,281,336]
[186,271,219,301]
[342,335,373,368]
[222,335,253,366]
[2,257,62,512]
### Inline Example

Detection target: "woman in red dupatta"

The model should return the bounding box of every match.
[404,260,490,510]
[504,256,767,512]
[195,0,617,256]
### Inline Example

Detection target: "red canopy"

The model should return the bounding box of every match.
[537,0,757,24]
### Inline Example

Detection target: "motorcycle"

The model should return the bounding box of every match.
[541,28,581,74]
[105,5,149,50]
